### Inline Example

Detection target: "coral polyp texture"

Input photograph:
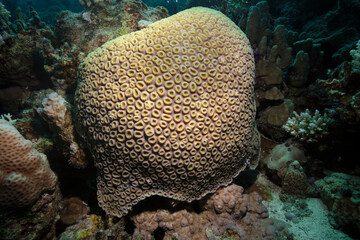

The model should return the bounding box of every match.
[0,117,57,207]
[75,7,260,217]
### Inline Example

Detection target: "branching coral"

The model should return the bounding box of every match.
[283,109,333,143]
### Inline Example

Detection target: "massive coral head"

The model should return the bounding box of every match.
[75,7,260,217]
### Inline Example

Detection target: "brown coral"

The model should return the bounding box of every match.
[75,7,260,217]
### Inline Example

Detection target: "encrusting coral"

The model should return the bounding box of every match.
[0,114,57,207]
[75,7,260,217]
[283,109,333,143]
[315,172,360,236]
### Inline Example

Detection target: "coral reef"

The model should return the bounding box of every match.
[0,0,359,239]
[41,41,85,96]
[0,3,11,35]
[350,40,360,72]
[75,7,260,217]
[0,115,57,207]
[318,41,360,121]
[37,92,87,168]
[246,1,324,141]
[0,0,168,113]
[283,109,333,143]
[131,184,291,240]
[0,186,61,239]
[261,142,317,199]
[54,0,168,55]
[315,172,360,236]
[0,6,54,113]
[0,113,60,240]
[79,0,113,8]
[280,160,313,198]
[59,214,105,240]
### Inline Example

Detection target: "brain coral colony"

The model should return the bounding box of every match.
[75,7,260,218]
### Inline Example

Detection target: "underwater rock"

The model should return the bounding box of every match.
[262,143,307,186]
[315,172,360,237]
[37,92,87,168]
[281,160,313,198]
[132,184,291,240]
[75,7,260,217]
[59,197,90,225]
[0,185,62,240]
[59,214,104,240]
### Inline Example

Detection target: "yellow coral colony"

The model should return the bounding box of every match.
[75,7,260,217]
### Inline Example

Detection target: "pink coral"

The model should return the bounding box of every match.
[0,118,57,207]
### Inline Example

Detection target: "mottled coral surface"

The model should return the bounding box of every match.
[75,7,260,217]
[0,119,57,207]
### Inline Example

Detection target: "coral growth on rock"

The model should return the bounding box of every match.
[75,7,260,217]
[41,41,85,96]
[59,197,90,225]
[131,184,291,240]
[37,92,87,168]
[55,0,168,55]
[0,186,62,239]
[318,40,360,121]
[315,172,360,236]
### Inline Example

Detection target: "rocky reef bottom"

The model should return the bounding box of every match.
[55,173,353,240]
